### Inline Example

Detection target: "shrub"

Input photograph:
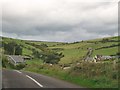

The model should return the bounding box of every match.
[15,63,26,70]
[2,55,8,68]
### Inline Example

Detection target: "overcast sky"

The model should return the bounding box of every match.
[1,0,118,42]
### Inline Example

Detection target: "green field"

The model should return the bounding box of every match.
[2,36,119,64]
[1,36,119,88]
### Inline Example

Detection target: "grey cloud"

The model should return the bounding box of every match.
[2,0,118,42]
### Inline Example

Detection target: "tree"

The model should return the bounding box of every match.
[32,49,42,58]
[102,38,109,43]
[15,45,22,55]
[41,50,64,64]
[3,41,22,55]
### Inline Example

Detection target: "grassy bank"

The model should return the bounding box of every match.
[23,58,118,88]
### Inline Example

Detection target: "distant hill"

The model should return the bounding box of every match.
[1,36,119,64]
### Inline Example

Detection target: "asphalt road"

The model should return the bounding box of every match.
[2,69,84,88]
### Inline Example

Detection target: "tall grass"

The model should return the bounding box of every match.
[24,59,118,88]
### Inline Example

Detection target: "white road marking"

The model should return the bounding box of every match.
[26,75,43,87]
[14,70,22,74]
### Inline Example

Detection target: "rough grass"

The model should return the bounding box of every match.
[23,59,118,88]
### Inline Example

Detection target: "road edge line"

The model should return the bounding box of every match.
[26,75,43,87]
[14,70,22,74]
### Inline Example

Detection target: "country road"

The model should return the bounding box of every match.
[2,69,84,88]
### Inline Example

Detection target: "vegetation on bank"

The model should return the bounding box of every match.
[23,58,118,88]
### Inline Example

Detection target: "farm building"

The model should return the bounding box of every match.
[7,55,31,66]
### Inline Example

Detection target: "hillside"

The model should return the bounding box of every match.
[1,36,119,88]
[1,36,119,64]
[50,36,119,64]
